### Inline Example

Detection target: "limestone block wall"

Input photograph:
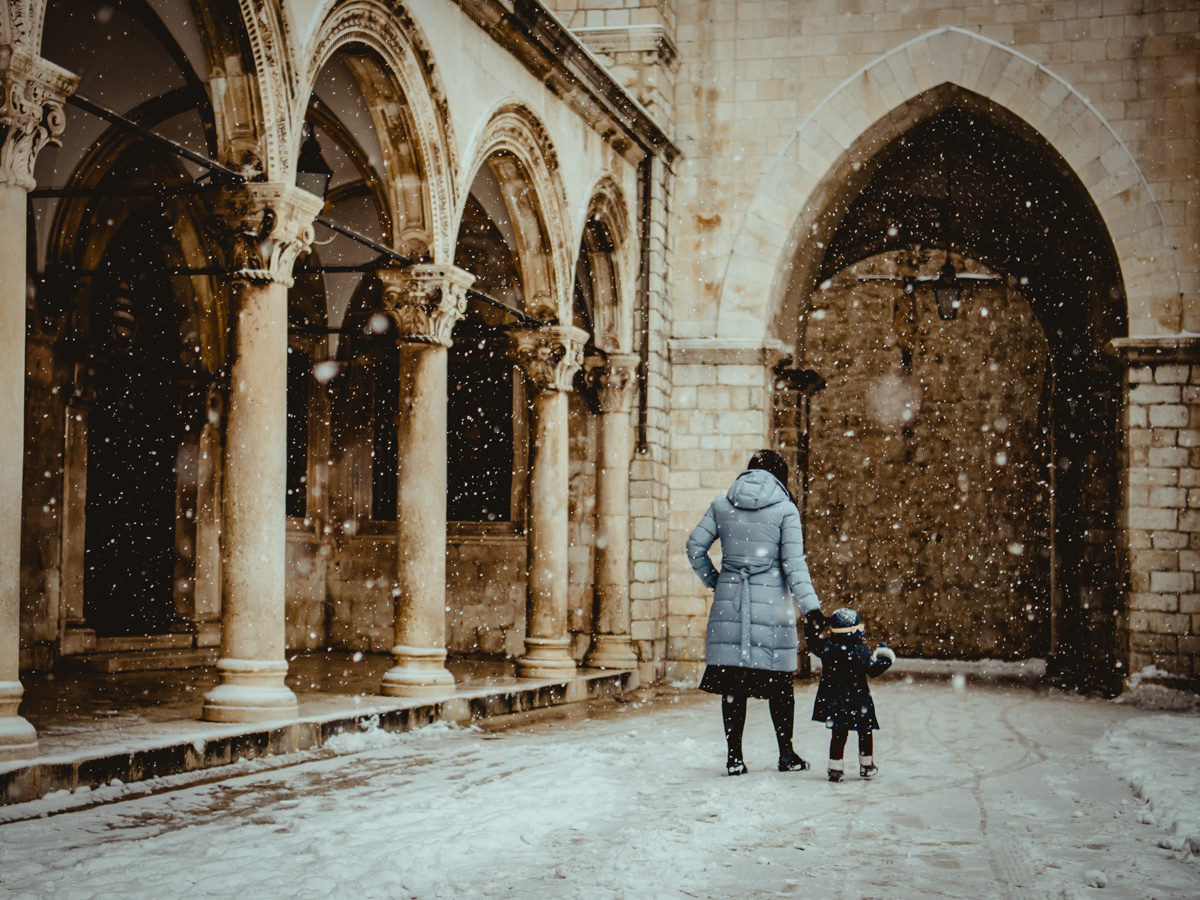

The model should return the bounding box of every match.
[628,158,675,683]
[1123,359,1200,678]
[665,343,781,683]
[319,534,529,659]
[669,0,1199,340]
[284,534,328,651]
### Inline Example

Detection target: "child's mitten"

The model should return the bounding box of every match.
[871,642,896,663]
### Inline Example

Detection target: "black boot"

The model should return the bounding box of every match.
[778,749,810,772]
[727,754,748,776]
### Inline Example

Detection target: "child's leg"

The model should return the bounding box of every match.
[829,728,848,760]
[722,694,748,772]
[858,730,877,778]
[827,728,848,781]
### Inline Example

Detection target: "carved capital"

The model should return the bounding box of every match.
[510,325,589,392]
[207,183,323,286]
[377,263,475,346]
[586,353,640,414]
[0,47,79,190]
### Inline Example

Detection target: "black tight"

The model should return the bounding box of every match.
[721,692,796,761]
[829,728,874,760]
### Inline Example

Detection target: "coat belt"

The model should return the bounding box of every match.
[721,557,777,662]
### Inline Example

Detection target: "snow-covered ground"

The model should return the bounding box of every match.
[1,680,1197,899]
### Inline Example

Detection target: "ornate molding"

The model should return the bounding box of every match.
[377,263,475,346]
[509,325,589,392]
[466,103,572,319]
[585,352,639,414]
[207,182,323,286]
[303,1,458,262]
[0,47,78,190]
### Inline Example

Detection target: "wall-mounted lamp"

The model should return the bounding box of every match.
[296,124,333,202]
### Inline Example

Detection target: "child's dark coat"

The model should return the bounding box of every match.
[805,619,892,731]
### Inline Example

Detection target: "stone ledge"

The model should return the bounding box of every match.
[0,668,635,809]
[669,338,790,366]
[1109,335,1200,364]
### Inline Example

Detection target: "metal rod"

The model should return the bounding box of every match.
[314,216,411,266]
[66,93,245,180]
[60,92,550,331]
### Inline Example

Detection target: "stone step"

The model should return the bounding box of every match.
[94,634,195,653]
[63,648,219,673]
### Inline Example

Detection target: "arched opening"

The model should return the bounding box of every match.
[30,0,224,648]
[778,94,1127,687]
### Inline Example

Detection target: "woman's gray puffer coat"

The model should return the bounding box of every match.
[686,469,820,672]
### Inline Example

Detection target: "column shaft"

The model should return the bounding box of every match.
[375,264,472,697]
[0,184,37,758]
[382,344,454,696]
[509,325,588,678]
[202,183,321,723]
[202,278,297,722]
[585,407,638,668]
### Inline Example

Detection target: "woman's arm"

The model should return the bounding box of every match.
[779,504,820,615]
[685,502,720,589]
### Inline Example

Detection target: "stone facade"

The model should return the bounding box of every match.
[3,0,1199,762]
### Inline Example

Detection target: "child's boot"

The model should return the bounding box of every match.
[827,759,844,782]
[727,752,748,776]
[859,754,878,779]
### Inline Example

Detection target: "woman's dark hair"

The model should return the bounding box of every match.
[747,449,789,489]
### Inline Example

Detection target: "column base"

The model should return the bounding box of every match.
[381,645,456,698]
[517,637,577,679]
[202,658,298,723]
[0,682,38,761]
[583,635,639,670]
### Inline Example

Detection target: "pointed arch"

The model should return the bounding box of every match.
[457,101,572,321]
[576,173,636,352]
[717,26,1181,344]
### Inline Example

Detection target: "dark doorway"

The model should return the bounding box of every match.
[84,215,183,636]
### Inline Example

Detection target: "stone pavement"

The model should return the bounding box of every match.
[0,679,1197,898]
[0,652,632,806]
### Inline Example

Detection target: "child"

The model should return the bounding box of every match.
[804,607,895,781]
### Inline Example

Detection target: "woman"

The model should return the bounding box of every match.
[685,449,823,775]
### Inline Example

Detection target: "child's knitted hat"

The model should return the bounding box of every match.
[827,607,864,633]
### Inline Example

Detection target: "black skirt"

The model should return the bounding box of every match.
[699,665,794,700]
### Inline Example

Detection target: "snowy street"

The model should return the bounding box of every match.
[1,680,1198,899]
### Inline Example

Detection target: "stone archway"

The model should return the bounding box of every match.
[457,102,574,322]
[767,87,1130,687]
[715,27,1180,345]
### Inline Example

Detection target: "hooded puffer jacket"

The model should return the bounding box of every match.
[685,469,820,672]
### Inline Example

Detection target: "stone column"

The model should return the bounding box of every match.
[376,264,475,698]
[584,353,640,669]
[0,49,77,761]
[202,184,322,723]
[509,326,589,678]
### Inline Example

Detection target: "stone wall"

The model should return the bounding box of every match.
[1120,353,1200,678]
[669,0,1199,340]
[319,533,529,660]
[664,342,782,683]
